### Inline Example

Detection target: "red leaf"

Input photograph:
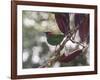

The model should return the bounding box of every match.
[75,14,89,43]
[80,14,89,42]
[75,14,84,27]
[58,49,82,62]
[55,13,70,35]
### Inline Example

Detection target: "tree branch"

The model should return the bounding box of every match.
[39,30,76,67]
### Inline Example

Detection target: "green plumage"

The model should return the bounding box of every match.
[46,33,64,45]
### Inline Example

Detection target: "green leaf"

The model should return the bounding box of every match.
[46,33,64,45]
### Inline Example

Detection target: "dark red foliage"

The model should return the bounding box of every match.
[75,14,85,27]
[75,14,89,43]
[55,13,70,35]
[58,49,82,62]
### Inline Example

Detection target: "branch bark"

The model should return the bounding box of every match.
[39,30,76,67]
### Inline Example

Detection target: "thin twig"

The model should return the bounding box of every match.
[70,39,85,48]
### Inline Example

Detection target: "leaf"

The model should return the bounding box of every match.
[75,14,89,43]
[58,49,82,62]
[75,14,84,27]
[46,32,64,45]
[55,13,70,35]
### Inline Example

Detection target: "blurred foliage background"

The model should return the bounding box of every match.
[22,11,89,69]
